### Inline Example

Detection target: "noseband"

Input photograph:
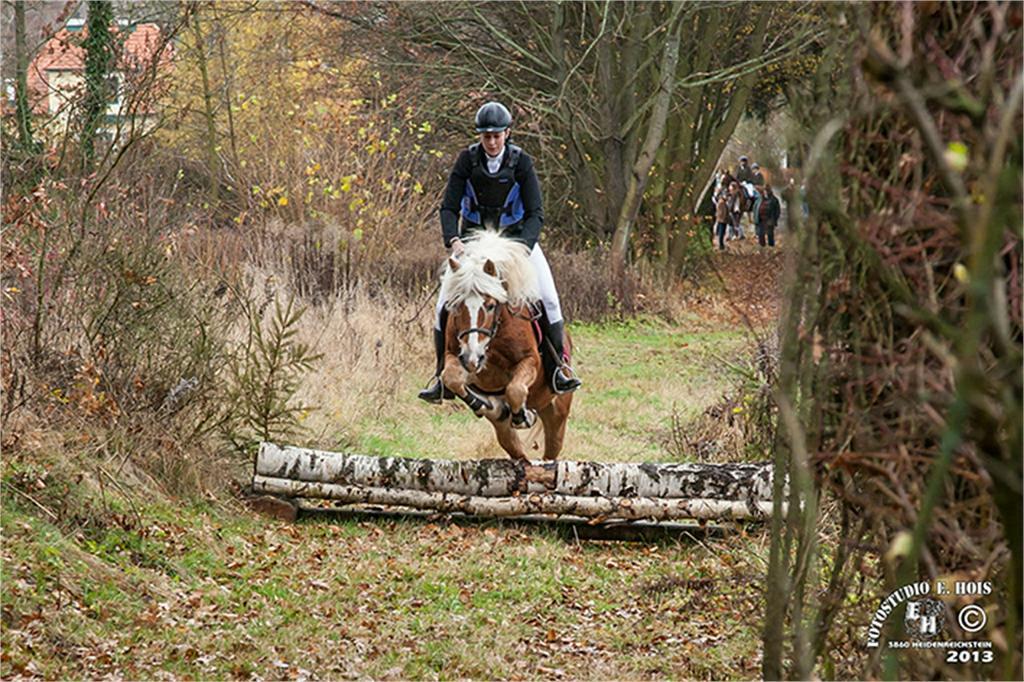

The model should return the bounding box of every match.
[457,302,503,341]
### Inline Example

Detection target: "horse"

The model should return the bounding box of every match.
[438,231,573,461]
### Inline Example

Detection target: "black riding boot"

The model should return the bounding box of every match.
[543,319,582,394]
[418,325,454,403]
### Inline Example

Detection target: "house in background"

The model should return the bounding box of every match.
[16,17,170,135]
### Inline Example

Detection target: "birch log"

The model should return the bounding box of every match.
[251,475,773,521]
[256,442,775,502]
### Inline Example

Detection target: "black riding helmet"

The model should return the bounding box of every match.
[475,101,512,132]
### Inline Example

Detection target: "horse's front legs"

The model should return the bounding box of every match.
[506,357,539,429]
[441,354,507,420]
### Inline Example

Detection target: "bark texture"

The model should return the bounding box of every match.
[252,475,773,521]
[256,442,778,521]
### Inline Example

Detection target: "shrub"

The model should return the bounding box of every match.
[222,297,321,455]
[546,245,645,322]
[1,164,241,491]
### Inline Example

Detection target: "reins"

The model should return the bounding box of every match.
[457,302,504,341]
[455,301,537,342]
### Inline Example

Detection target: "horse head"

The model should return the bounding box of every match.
[446,256,504,374]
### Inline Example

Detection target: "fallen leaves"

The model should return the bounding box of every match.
[678,241,786,330]
[2,478,773,680]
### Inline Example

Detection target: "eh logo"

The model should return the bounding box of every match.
[905,598,943,638]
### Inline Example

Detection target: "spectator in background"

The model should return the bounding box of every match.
[713,168,732,204]
[754,184,781,247]
[699,180,719,244]
[735,158,758,230]
[715,193,730,251]
[727,181,745,240]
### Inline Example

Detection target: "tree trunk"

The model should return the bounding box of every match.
[256,442,777,509]
[650,144,669,267]
[252,476,775,521]
[595,5,628,236]
[191,6,220,204]
[609,16,681,278]
[654,9,721,273]
[550,3,606,234]
[668,9,770,270]
[13,0,38,155]
[214,6,240,170]
[81,0,115,169]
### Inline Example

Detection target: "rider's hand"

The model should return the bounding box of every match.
[450,238,465,258]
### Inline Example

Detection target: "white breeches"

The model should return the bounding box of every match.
[435,244,563,330]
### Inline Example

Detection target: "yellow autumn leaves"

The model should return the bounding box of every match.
[156,6,444,226]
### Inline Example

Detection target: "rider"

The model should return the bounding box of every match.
[418,101,582,403]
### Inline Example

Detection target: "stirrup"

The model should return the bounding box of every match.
[552,365,581,395]
[417,376,453,404]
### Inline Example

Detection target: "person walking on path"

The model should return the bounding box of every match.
[754,184,782,247]
[735,157,759,230]
[727,181,745,240]
[715,194,730,251]
[751,163,765,188]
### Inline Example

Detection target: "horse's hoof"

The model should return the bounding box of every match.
[511,409,536,430]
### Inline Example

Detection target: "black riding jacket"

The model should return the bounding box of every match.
[439,143,544,250]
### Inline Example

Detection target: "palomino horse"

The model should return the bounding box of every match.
[439,231,573,460]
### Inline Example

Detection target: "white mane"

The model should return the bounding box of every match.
[441,230,540,309]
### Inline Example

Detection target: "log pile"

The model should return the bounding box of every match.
[253,443,778,522]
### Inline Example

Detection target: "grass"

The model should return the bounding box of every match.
[567,320,749,461]
[2,312,773,679]
[298,309,752,464]
[3,493,769,679]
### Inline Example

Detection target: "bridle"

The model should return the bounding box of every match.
[454,298,536,346]
[457,301,503,342]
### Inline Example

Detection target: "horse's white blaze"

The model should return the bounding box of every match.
[464,295,486,370]
[441,231,541,376]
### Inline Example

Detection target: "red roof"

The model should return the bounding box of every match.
[26,23,170,115]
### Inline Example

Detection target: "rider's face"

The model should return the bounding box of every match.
[480,130,508,157]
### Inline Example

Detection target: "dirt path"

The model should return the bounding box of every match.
[677,233,789,332]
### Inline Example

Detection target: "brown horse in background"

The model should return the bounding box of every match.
[438,232,573,460]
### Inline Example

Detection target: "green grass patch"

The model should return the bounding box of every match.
[2,318,773,679]
[3,486,771,679]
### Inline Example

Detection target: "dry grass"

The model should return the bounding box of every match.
[266,273,764,464]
